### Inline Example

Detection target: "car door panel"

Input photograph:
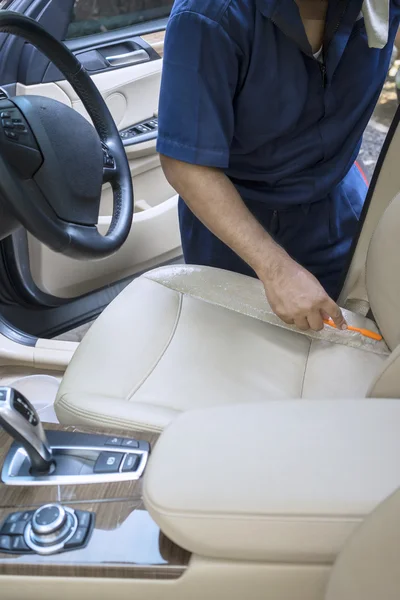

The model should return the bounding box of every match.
[15,27,181,299]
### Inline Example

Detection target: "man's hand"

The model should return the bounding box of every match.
[258,253,347,332]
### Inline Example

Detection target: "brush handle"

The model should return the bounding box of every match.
[323,319,383,342]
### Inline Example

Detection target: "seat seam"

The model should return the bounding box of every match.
[366,352,396,397]
[56,395,165,433]
[300,341,312,398]
[125,292,183,401]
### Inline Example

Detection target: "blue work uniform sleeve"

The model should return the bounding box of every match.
[156,11,240,169]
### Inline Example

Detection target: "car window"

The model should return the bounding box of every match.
[66,0,173,40]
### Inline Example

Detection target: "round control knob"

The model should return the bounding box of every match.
[32,504,67,535]
[25,504,78,554]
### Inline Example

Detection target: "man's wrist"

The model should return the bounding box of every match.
[250,238,291,281]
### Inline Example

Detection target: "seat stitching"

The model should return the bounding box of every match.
[56,395,165,433]
[300,341,312,398]
[125,292,183,401]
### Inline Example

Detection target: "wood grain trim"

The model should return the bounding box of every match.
[0,563,187,579]
[0,425,191,579]
[142,30,165,58]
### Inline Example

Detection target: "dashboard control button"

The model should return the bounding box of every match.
[32,504,66,535]
[64,527,87,549]
[4,130,18,140]
[105,436,122,446]
[121,453,140,472]
[0,535,11,551]
[121,439,139,448]
[11,536,31,552]
[1,521,26,536]
[94,451,124,473]
[4,510,32,525]
[5,512,22,524]
[75,510,92,529]
[20,511,33,522]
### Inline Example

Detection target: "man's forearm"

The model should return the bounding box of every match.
[160,155,346,331]
[160,156,286,278]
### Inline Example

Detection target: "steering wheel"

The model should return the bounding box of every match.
[0,11,134,259]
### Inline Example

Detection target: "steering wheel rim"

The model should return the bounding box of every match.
[0,11,133,259]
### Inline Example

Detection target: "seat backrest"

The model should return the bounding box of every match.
[339,105,400,304]
[325,487,400,600]
[366,192,400,352]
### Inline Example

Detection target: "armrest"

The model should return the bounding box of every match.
[143,400,400,563]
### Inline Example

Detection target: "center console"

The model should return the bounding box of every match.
[2,388,400,600]
[0,387,149,487]
[0,387,190,581]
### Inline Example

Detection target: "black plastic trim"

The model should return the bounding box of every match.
[2,230,66,308]
[0,312,37,346]
[0,254,183,339]
[120,116,158,147]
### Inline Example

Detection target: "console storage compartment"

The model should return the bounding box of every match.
[143,400,400,564]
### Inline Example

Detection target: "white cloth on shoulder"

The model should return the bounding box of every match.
[362,0,390,49]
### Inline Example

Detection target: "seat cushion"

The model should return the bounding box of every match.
[55,266,387,432]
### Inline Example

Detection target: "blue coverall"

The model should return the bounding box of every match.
[157,0,400,299]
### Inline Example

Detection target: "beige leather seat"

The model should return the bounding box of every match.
[55,193,400,432]
[325,486,400,600]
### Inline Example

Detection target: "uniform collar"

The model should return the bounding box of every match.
[257,0,312,55]
[257,0,388,50]
[257,0,366,77]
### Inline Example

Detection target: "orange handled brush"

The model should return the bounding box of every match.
[323,319,383,342]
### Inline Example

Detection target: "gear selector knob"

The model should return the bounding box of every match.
[0,387,54,474]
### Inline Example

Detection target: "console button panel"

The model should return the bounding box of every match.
[119,116,158,145]
[0,504,94,555]
[2,430,150,486]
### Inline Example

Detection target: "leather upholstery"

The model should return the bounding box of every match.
[143,400,400,562]
[55,193,400,431]
[325,486,400,600]
[55,267,386,431]
[366,192,400,351]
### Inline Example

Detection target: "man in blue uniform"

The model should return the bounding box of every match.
[157,0,400,331]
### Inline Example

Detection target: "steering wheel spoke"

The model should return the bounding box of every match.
[0,11,134,260]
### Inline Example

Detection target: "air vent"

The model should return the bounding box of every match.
[0,87,9,101]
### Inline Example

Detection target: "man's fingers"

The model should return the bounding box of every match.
[322,299,347,330]
[308,310,324,332]
[294,317,310,331]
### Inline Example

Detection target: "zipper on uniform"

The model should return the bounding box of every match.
[271,210,279,236]
[320,62,327,88]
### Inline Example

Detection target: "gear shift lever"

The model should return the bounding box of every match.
[0,387,54,474]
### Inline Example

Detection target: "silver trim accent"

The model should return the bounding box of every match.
[32,504,66,535]
[24,508,78,556]
[2,444,149,486]
[105,49,150,67]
